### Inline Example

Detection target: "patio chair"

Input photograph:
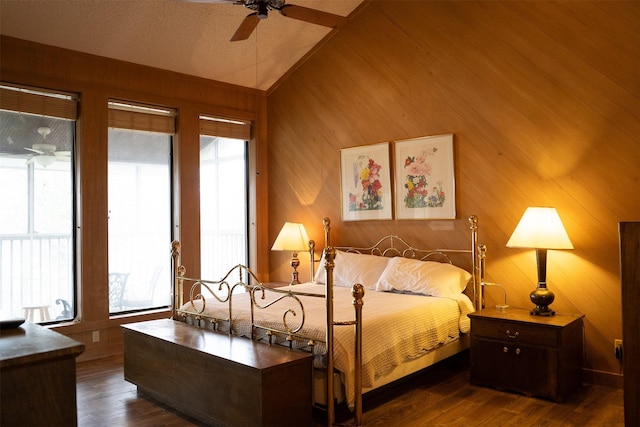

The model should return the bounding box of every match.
[108,272,129,312]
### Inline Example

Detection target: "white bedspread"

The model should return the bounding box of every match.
[179,282,473,407]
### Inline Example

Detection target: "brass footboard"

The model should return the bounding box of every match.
[170,240,364,427]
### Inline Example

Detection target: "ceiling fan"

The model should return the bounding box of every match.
[188,0,347,41]
[25,127,70,167]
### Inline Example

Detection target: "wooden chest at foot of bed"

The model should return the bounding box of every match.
[122,318,313,427]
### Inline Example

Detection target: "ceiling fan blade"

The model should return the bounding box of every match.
[279,4,346,28]
[231,12,260,41]
[55,151,71,156]
[25,147,44,154]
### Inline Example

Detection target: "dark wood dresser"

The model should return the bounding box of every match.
[0,321,85,426]
[619,222,639,426]
[469,307,584,402]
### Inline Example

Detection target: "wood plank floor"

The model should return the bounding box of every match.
[76,352,624,426]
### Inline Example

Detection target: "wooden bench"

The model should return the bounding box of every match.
[122,318,313,427]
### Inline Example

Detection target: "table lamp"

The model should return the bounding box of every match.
[506,207,573,316]
[272,222,310,285]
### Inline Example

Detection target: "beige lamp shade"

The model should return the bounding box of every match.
[272,222,310,252]
[506,207,573,250]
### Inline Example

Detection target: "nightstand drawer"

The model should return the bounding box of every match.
[472,318,558,347]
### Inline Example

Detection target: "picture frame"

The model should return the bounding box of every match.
[340,142,393,221]
[393,134,456,220]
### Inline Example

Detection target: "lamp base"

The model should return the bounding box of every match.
[530,305,555,316]
[289,269,300,285]
[289,252,301,285]
[530,285,555,316]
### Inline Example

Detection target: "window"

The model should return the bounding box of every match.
[107,101,174,314]
[0,84,77,323]
[199,116,250,279]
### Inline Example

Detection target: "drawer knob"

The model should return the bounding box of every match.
[515,348,521,355]
[506,330,519,339]
[503,346,509,353]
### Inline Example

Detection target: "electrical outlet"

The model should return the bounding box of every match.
[92,330,100,343]
[614,339,623,361]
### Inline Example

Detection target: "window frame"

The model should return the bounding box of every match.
[199,133,250,279]
[106,100,176,315]
[0,83,78,324]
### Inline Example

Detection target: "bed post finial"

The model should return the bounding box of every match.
[468,215,478,230]
[309,239,316,283]
[323,217,331,247]
[171,240,181,259]
[479,244,487,309]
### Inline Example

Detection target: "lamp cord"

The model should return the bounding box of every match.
[482,282,509,309]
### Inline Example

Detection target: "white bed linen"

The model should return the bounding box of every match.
[179,282,473,407]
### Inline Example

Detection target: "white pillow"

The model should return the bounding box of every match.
[313,252,326,284]
[314,250,389,290]
[375,257,471,296]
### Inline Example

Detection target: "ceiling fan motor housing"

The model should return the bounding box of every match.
[243,0,286,19]
[230,0,346,42]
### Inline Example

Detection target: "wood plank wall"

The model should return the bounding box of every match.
[267,1,639,385]
[0,36,269,360]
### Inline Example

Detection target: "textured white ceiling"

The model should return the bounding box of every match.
[0,0,363,91]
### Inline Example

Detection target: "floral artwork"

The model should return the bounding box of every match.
[341,143,392,221]
[402,148,446,208]
[349,157,384,211]
[394,134,455,219]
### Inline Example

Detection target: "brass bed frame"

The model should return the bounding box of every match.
[169,215,485,426]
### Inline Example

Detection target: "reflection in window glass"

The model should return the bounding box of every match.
[0,111,75,322]
[200,136,248,280]
[108,128,171,314]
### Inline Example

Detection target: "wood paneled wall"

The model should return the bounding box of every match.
[0,36,269,360]
[267,1,639,384]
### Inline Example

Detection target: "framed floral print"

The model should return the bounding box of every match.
[394,134,456,219]
[340,142,393,221]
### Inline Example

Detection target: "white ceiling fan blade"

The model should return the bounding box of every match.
[25,147,44,154]
[55,151,71,156]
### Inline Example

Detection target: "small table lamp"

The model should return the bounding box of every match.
[506,207,573,316]
[272,222,310,285]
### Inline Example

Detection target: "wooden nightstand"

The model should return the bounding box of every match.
[468,307,584,402]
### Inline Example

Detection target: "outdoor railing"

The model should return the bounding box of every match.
[0,233,73,321]
[0,232,246,321]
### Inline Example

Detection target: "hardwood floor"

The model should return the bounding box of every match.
[77,352,624,426]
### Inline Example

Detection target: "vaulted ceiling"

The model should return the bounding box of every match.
[0,0,364,92]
